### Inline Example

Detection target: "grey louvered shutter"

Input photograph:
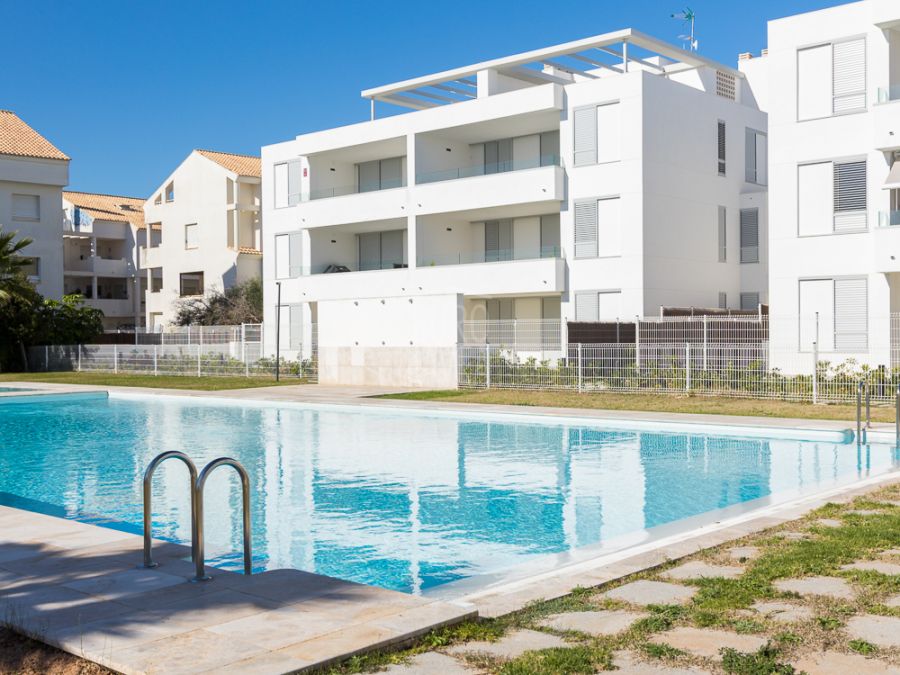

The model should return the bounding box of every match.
[573,107,597,166]
[717,121,726,175]
[288,232,303,277]
[745,128,757,183]
[834,277,867,351]
[740,208,759,263]
[574,200,598,259]
[833,38,866,114]
[718,206,727,262]
[485,220,500,262]
[833,160,867,231]
[575,292,599,322]
[740,292,759,311]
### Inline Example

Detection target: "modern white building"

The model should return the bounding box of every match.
[263,29,768,386]
[745,0,900,367]
[141,149,262,329]
[0,110,69,299]
[62,191,156,329]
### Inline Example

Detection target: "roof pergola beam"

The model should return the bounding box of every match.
[595,45,665,72]
[501,65,573,85]
[541,58,599,78]
[376,94,440,110]
[410,89,459,103]
[568,53,622,72]
[432,83,476,98]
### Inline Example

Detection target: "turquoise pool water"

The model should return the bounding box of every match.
[0,392,897,594]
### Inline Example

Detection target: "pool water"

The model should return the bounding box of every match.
[0,392,896,594]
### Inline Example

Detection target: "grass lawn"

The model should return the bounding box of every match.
[381,389,897,423]
[0,371,306,391]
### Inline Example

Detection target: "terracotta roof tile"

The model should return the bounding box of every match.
[0,110,69,161]
[195,149,260,177]
[63,191,146,229]
[237,246,262,255]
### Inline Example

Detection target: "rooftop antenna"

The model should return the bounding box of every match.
[671,7,698,52]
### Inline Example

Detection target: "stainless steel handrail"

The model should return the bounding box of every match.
[192,457,252,582]
[142,451,198,568]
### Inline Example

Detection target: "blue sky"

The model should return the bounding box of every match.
[1,0,846,197]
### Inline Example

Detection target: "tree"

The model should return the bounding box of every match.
[0,226,35,305]
[173,277,263,326]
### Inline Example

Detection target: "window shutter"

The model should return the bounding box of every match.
[745,128,756,183]
[288,232,303,277]
[573,107,597,166]
[834,277,867,351]
[274,234,289,279]
[740,292,760,311]
[717,121,726,175]
[358,232,381,270]
[274,164,288,208]
[718,292,727,309]
[596,102,621,163]
[597,197,621,257]
[287,161,302,205]
[833,38,866,114]
[740,208,759,263]
[833,160,867,231]
[289,305,303,350]
[755,132,768,185]
[575,292,599,322]
[484,220,500,261]
[574,200,599,258]
[718,206,727,263]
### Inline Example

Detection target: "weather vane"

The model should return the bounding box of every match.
[671,7,698,52]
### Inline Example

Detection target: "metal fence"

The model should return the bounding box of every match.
[462,320,562,350]
[458,342,898,404]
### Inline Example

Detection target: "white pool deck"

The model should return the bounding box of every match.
[1,381,899,674]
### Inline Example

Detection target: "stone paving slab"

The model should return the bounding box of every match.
[728,546,761,561]
[649,627,767,660]
[884,594,900,608]
[842,560,900,575]
[444,629,567,659]
[846,615,900,649]
[751,601,814,623]
[846,509,885,516]
[814,518,843,528]
[792,650,900,674]
[603,580,697,606]
[882,549,900,557]
[539,609,647,635]
[383,652,473,674]
[773,576,855,600]
[775,531,811,541]
[613,650,714,674]
[662,560,745,580]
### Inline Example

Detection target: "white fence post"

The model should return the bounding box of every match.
[113,344,118,374]
[812,340,819,404]
[241,323,246,363]
[44,345,49,371]
[635,317,641,370]
[577,342,583,393]
[197,345,201,377]
[685,342,691,392]
[484,344,491,389]
[702,315,708,370]
[77,344,82,372]
[153,345,158,376]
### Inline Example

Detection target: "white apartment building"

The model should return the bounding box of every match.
[62,191,156,329]
[0,110,69,299]
[262,29,768,386]
[141,149,262,329]
[746,0,900,367]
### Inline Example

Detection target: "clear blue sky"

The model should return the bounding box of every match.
[1,0,845,198]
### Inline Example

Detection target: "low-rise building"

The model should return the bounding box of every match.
[141,149,262,329]
[0,110,69,299]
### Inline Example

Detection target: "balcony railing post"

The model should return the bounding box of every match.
[484,344,491,389]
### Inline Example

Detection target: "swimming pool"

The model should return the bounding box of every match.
[0,391,897,594]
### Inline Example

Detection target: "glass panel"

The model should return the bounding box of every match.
[358,160,381,193]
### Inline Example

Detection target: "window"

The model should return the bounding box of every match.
[575,290,622,322]
[740,208,760,263]
[184,223,198,249]
[150,275,162,293]
[797,38,866,121]
[799,276,867,352]
[798,159,867,235]
[19,257,39,279]
[179,272,204,296]
[165,182,175,202]
[718,206,727,263]
[486,298,515,321]
[740,292,760,311]
[745,129,768,185]
[358,230,404,271]
[718,292,727,309]
[12,194,39,221]
[540,214,561,257]
[154,193,162,205]
[717,121,726,176]
[574,196,621,259]
[357,157,405,192]
[275,232,303,279]
[274,160,303,208]
[573,102,621,166]
[484,219,513,262]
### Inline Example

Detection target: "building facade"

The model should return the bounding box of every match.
[141,149,262,329]
[62,191,156,329]
[0,110,69,299]
[751,0,900,367]
[262,30,768,385]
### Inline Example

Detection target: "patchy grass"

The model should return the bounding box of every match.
[499,645,613,675]
[0,371,306,390]
[378,389,898,422]
[720,644,796,674]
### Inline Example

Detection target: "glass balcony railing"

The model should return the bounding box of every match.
[877,85,900,104]
[307,178,406,201]
[415,154,562,185]
[417,246,561,267]
[878,210,900,227]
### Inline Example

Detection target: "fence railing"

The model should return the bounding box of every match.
[458,342,899,403]
[462,320,563,351]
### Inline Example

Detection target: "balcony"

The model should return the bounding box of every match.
[140,246,163,269]
[414,163,565,216]
[93,257,128,276]
[418,246,560,267]
[873,214,900,271]
[88,298,134,317]
[874,87,900,151]
[292,186,408,229]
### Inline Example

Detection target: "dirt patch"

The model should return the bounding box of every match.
[0,628,111,675]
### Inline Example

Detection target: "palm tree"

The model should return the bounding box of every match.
[0,226,35,303]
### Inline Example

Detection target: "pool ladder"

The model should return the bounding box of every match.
[142,452,252,582]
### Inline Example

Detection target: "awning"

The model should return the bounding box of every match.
[884,161,900,190]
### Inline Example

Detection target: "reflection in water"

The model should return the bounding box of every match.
[0,396,896,593]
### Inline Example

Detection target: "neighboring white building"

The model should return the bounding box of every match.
[141,149,262,329]
[0,110,69,299]
[745,0,900,367]
[62,191,157,329]
[262,29,768,386]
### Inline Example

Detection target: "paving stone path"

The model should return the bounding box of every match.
[539,609,646,635]
[884,594,900,608]
[728,546,761,561]
[841,560,900,575]
[383,652,473,674]
[662,560,744,581]
[444,629,566,659]
[814,518,843,528]
[775,531,810,540]
[603,580,697,606]
[751,600,814,623]
[773,576,855,600]
[649,627,767,661]
[612,650,713,674]
[845,615,900,649]
[792,650,900,674]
